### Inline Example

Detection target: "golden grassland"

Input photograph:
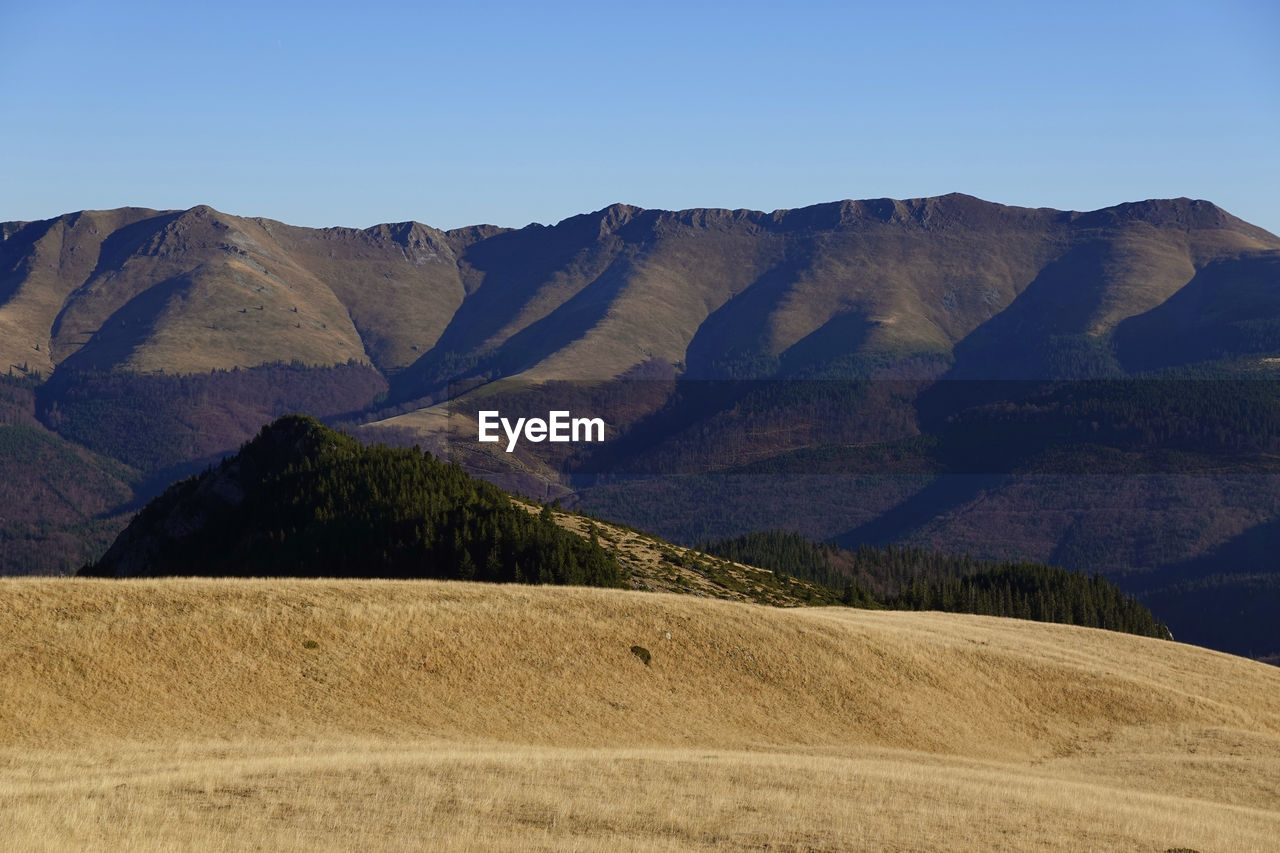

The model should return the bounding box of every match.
[2,578,1278,851]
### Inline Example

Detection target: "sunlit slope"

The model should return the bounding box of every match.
[0,206,465,376]
[4,578,1276,754]
[6,195,1276,385]
[3,578,1280,851]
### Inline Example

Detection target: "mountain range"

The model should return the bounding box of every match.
[6,194,1276,385]
[3,193,1279,659]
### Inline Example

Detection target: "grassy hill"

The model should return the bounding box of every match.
[2,578,1278,850]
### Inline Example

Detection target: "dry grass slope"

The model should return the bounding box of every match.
[545,505,837,604]
[2,578,1279,850]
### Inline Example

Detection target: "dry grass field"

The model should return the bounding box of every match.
[2,578,1278,851]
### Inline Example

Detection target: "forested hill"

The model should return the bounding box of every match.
[87,416,1168,642]
[82,416,622,586]
[700,530,1170,640]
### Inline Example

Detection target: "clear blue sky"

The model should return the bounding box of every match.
[2,0,1277,233]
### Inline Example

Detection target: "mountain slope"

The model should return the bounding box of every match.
[5,195,1276,389]
[0,374,137,574]
[0,205,473,378]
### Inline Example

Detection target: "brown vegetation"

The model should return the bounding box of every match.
[2,578,1278,849]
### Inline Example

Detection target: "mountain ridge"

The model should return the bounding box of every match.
[5,194,1275,385]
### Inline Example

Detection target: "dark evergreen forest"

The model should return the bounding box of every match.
[83,416,623,587]
[700,530,1169,639]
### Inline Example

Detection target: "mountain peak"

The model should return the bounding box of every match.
[554,202,643,235]
[1064,197,1280,242]
[244,414,339,455]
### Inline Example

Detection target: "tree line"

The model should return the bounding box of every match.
[699,529,1170,639]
